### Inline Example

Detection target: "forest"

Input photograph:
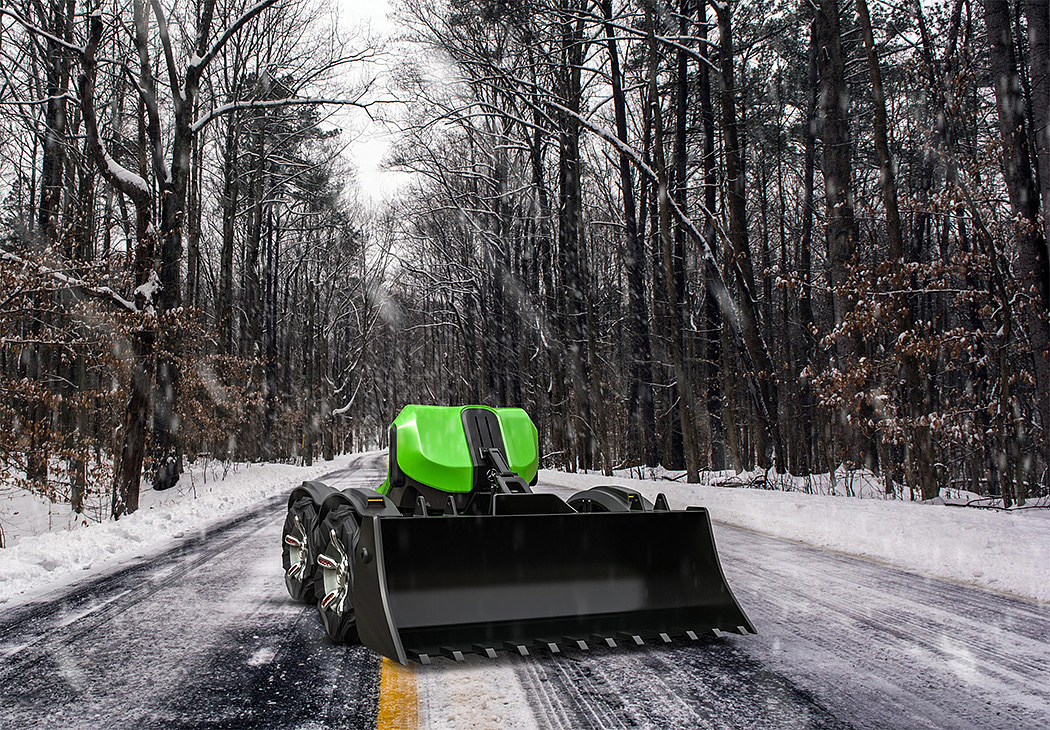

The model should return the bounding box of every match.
[0,0,1047,520]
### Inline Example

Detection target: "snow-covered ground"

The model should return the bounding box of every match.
[0,452,366,607]
[539,469,1050,604]
[2,453,1046,729]
[419,657,538,730]
[3,453,1046,612]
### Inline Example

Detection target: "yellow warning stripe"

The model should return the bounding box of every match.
[377,657,419,730]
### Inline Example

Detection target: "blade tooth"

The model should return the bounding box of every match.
[412,652,431,666]
[686,630,699,641]
[441,647,464,662]
[712,628,724,638]
[503,641,529,656]
[590,634,617,648]
[658,633,672,644]
[472,644,498,659]
[736,626,750,635]
[545,641,560,654]
[617,632,644,646]
[571,639,589,651]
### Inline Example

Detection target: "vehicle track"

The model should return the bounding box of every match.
[2,455,1047,730]
[511,640,852,730]
[717,526,1050,730]
[0,453,372,649]
[0,454,385,730]
[0,497,284,667]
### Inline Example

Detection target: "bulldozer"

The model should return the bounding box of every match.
[281,405,754,665]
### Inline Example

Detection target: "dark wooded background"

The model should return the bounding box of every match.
[1,0,1047,517]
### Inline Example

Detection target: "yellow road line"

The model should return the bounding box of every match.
[377,657,419,730]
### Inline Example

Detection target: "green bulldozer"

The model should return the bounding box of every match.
[281,405,754,665]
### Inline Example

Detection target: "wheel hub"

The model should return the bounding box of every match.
[317,529,350,616]
[284,514,310,580]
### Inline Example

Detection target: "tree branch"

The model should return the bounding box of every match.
[197,0,280,71]
[191,96,376,133]
[79,13,151,204]
[0,249,137,312]
[148,0,184,110]
[0,7,83,53]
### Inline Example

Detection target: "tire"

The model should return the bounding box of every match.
[282,495,323,603]
[567,485,654,512]
[315,503,361,644]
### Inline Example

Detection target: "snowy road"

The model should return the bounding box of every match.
[0,454,1047,729]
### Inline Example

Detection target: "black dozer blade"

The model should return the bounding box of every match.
[352,505,755,665]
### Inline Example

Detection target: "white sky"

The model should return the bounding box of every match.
[334,0,407,203]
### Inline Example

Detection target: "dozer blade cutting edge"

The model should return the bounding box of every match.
[281,405,755,665]
[352,503,755,665]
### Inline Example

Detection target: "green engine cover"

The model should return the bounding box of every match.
[378,405,538,494]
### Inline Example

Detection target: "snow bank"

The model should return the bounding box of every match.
[5,455,1045,611]
[0,454,360,607]
[539,470,1050,604]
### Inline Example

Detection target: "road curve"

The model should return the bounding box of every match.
[0,455,1046,729]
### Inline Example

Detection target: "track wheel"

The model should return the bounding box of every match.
[315,504,360,644]
[282,495,322,603]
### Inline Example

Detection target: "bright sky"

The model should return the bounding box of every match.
[335,0,406,203]
[339,0,392,28]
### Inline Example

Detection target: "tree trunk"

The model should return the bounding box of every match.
[80,11,157,518]
[242,123,266,356]
[305,276,315,467]
[1030,0,1050,257]
[855,0,903,261]
[646,4,699,482]
[151,0,219,489]
[857,0,934,497]
[698,0,724,469]
[674,0,701,470]
[985,0,1049,501]
[186,124,203,308]
[557,0,591,471]
[1025,0,1050,478]
[815,0,866,469]
[798,18,818,474]
[816,0,855,334]
[263,214,279,460]
[37,0,72,243]
[218,118,240,354]
[113,331,154,518]
[714,2,784,471]
[600,0,656,467]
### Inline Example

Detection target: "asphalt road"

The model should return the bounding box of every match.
[0,454,1046,729]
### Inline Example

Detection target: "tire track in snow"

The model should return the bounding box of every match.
[0,453,387,730]
[0,497,284,673]
[0,453,373,657]
[4,457,1046,729]
[511,641,850,730]
[716,523,1050,729]
[526,482,1050,730]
